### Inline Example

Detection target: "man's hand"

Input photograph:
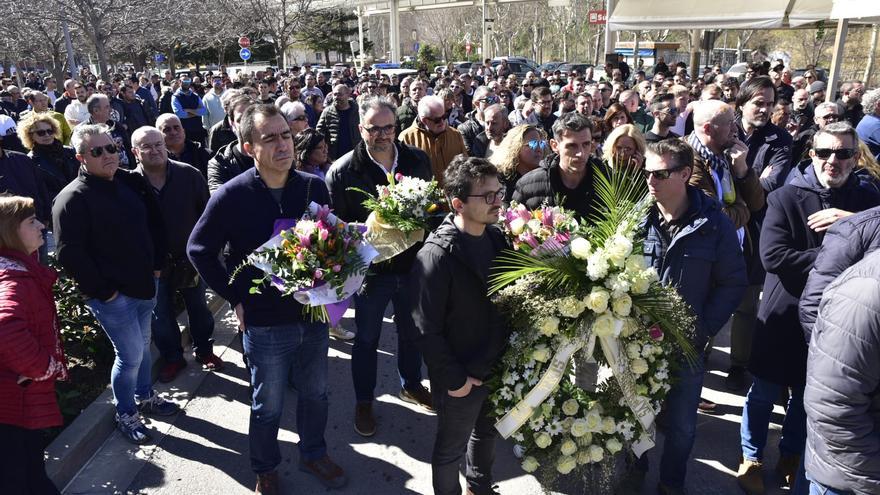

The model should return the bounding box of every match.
[233,303,245,332]
[727,139,749,179]
[104,291,119,303]
[807,208,853,232]
[448,376,482,398]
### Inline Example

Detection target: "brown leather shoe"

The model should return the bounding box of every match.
[254,471,279,495]
[399,385,435,412]
[158,359,187,383]
[354,402,376,437]
[299,455,347,489]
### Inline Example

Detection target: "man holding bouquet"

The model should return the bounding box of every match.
[188,104,346,494]
[410,155,510,495]
[326,96,435,437]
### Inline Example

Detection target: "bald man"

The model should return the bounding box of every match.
[156,113,211,177]
[398,95,467,183]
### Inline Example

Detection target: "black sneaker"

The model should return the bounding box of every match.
[138,391,181,417]
[725,366,748,391]
[116,412,152,444]
[399,385,435,412]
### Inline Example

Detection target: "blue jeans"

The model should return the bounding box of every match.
[87,290,157,415]
[657,359,705,489]
[152,278,215,361]
[741,377,806,461]
[352,272,423,402]
[243,321,329,474]
[810,480,855,495]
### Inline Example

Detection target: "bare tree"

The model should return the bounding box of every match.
[216,0,313,68]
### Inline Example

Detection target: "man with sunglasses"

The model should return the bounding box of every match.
[398,95,467,184]
[326,96,434,438]
[644,93,678,144]
[457,86,497,155]
[793,102,843,164]
[737,122,880,494]
[410,155,510,495]
[636,138,747,495]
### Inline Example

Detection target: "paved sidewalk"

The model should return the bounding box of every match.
[63,307,795,495]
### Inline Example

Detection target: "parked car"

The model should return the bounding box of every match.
[794,68,828,82]
[538,61,567,72]
[726,62,750,78]
[490,57,538,79]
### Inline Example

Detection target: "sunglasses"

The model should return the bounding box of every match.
[290,115,307,122]
[478,96,498,104]
[642,165,687,180]
[814,148,856,160]
[30,128,55,137]
[424,115,447,125]
[527,139,548,151]
[89,144,119,158]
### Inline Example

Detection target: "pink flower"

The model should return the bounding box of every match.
[332,264,342,273]
[318,228,329,241]
[555,232,570,243]
[298,234,311,248]
[521,232,539,249]
[649,325,664,341]
[314,269,324,280]
[296,251,305,262]
[316,204,331,221]
[395,172,405,182]
[541,207,555,227]
[515,204,531,221]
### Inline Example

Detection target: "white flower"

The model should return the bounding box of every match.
[588,444,605,463]
[547,419,564,435]
[562,399,579,416]
[616,420,636,441]
[560,438,578,456]
[624,254,647,273]
[584,409,603,432]
[607,234,634,267]
[606,438,623,454]
[571,237,592,260]
[631,274,651,295]
[521,456,539,473]
[592,313,616,338]
[584,287,610,314]
[641,344,656,358]
[620,317,639,337]
[631,358,649,375]
[532,344,551,363]
[577,449,592,465]
[509,217,526,235]
[587,249,610,280]
[557,296,586,318]
[576,432,593,446]
[527,218,543,233]
[626,343,642,360]
[612,293,632,317]
[535,432,552,449]
[570,418,589,437]
[538,316,560,337]
[601,417,617,435]
[557,455,578,475]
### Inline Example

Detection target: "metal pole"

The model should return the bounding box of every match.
[389,0,400,63]
[604,0,615,58]
[62,20,77,79]
[482,0,488,61]
[827,18,849,102]
[357,7,365,69]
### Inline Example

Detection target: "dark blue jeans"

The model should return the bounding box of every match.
[242,321,329,474]
[657,359,705,489]
[152,278,215,361]
[810,480,855,495]
[351,272,423,402]
[741,377,806,461]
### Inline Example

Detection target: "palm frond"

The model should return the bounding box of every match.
[489,248,586,295]
[588,163,650,243]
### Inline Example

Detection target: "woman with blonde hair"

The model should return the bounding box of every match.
[17,113,79,201]
[0,195,68,495]
[489,124,548,203]
[602,123,647,170]
[857,139,880,195]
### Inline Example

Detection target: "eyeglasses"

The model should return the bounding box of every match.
[478,96,498,104]
[362,124,395,136]
[642,165,687,180]
[88,144,119,157]
[814,148,856,160]
[527,139,548,151]
[424,115,447,125]
[817,114,839,122]
[289,115,307,122]
[467,188,504,204]
[30,128,55,137]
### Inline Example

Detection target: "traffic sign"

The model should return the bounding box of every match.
[239,48,251,61]
[154,53,166,62]
[588,10,607,24]
[465,42,472,55]
[238,36,250,48]
[413,42,420,53]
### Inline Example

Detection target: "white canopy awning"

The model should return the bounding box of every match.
[831,0,880,21]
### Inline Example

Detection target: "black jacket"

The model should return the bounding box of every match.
[410,215,510,392]
[749,162,880,386]
[470,131,490,159]
[315,103,361,160]
[0,149,52,222]
[457,110,484,155]
[168,140,211,178]
[511,153,598,220]
[28,142,79,201]
[207,117,237,155]
[326,141,431,274]
[799,205,880,340]
[52,169,166,301]
[207,141,254,193]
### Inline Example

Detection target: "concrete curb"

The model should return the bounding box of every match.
[45,293,229,490]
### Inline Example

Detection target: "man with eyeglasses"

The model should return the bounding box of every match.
[793,102,843,164]
[644,93,679,144]
[398,95,467,184]
[54,124,177,446]
[325,96,434,439]
[131,126,221,384]
[636,138,747,495]
[457,86,496,155]
[509,87,556,136]
[856,88,880,161]
[316,84,360,160]
[738,122,880,495]
[410,155,510,495]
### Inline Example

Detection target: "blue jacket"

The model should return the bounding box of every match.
[856,113,880,161]
[641,186,748,352]
[187,167,330,326]
[750,162,880,386]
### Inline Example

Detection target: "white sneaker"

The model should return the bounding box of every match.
[329,325,355,340]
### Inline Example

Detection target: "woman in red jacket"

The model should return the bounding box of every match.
[0,195,68,495]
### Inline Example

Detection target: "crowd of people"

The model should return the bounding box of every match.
[0,55,879,495]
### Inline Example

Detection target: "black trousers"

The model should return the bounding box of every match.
[0,423,60,495]
[431,383,497,495]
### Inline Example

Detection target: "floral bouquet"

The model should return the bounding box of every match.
[350,172,445,263]
[501,202,579,256]
[487,166,696,490]
[233,202,379,324]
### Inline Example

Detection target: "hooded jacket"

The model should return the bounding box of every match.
[409,215,510,392]
[749,162,880,386]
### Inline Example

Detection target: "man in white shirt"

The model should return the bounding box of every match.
[63,83,90,127]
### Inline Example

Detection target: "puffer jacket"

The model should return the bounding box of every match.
[457,110,484,155]
[395,99,418,135]
[804,249,880,495]
[0,248,68,429]
[511,153,599,220]
[409,214,510,392]
[799,205,880,340]
[315,102,361,160]
[749,162,880,386]
[207,116,236,155]
[641,186,748,353]
[207,141,254,193]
